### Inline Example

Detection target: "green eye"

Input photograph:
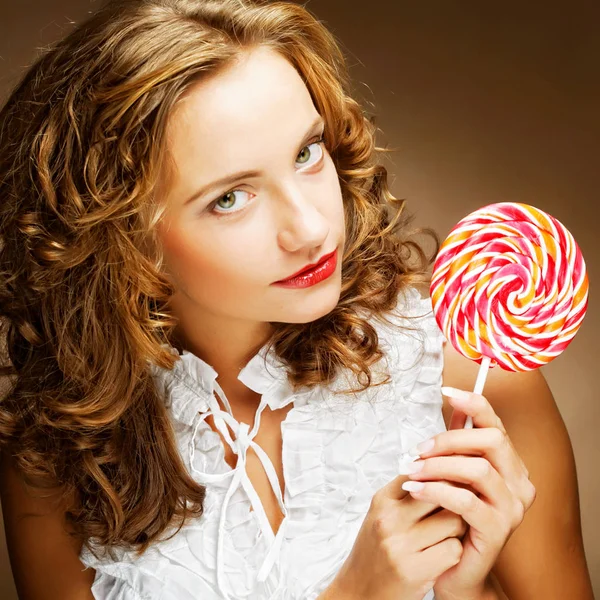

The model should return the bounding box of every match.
[297,139,324,166]
[216,192,236,209]
[297,146,311,164]
[211,189,252,214]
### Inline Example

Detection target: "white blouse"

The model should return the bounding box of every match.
[80,287,446,600]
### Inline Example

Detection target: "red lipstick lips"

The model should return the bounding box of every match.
[273,248,338,289]
[284,250,336,279]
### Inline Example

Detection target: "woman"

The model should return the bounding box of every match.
[0,0,593,599]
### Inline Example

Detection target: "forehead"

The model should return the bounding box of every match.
[166,46,318,158]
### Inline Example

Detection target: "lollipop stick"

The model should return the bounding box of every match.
[464,356,492,429]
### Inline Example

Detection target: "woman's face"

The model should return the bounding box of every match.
[156,46,345,333]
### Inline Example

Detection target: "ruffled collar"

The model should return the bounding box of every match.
[150,340,311,424]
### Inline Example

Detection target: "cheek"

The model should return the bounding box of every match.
[159,224,263,296]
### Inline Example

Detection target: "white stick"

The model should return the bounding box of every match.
[464,356,492,429]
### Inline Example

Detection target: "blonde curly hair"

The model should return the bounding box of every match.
[0,0,438,559]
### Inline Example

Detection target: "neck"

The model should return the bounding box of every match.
[169,313,274,408]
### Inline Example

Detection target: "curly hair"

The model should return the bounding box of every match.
[0,0,439,559]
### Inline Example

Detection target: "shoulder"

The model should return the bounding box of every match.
[441,341,557,431]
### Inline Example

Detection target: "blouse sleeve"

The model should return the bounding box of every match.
[90,572,146,600]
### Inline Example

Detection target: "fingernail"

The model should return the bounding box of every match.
[408,437,435,457]
[418,438,435,454]
[441,386,471,403]
[405,460,424,474]
[402,481,425,492]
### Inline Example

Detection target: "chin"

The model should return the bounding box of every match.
[275,285,342,324]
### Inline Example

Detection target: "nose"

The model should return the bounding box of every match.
[276,184,330,254]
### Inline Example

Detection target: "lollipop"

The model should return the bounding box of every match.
[430,202,589,428]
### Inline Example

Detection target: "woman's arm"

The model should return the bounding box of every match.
[442,342,595,600]
[0,451,96,600]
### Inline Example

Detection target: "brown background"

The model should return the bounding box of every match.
[0,0,598,597]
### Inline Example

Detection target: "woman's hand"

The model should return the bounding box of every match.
[402,386,537,600]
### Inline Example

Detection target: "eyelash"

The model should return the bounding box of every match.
[206,135,326,218]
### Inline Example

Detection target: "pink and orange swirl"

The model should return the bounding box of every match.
[430,202,589,371]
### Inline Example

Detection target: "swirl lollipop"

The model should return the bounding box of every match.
[430,202,589,428]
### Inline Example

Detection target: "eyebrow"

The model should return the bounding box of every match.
[182,115,326,206]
